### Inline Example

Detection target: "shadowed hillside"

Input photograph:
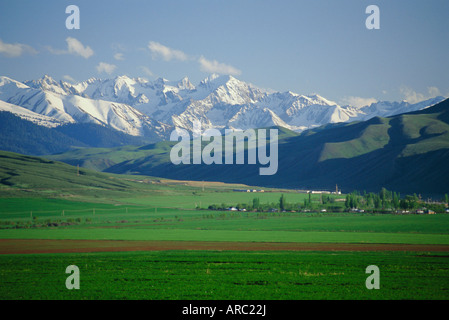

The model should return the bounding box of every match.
[48,99,449,196]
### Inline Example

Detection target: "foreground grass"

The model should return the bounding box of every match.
[1,228,448,245]
[0,250,447,300]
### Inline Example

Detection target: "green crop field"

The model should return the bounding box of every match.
[1,196,448,300]
[0,150,448,300]
[1,228,449,245]
[1,251,448,300]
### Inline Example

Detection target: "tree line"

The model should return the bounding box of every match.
[207,188,449,214]
[208,193,342,213]
[345,187,449,213]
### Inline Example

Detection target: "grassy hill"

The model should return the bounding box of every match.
[0,150,166,200]
[0,150,261,206]
[49,126,300,171]
[47,99,449,196]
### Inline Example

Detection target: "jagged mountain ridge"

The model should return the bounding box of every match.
[0,76,172,140]
[46,98,449,197]
[0,74,445,138]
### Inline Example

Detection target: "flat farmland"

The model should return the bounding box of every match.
[1,250,448,300]
[1,201,448,300]
[1,179,448,300]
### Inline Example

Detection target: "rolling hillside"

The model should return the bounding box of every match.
[0,150,162,199]
[48,98,449,196]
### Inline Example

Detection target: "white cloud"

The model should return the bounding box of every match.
[114,53,124,61]
[427,86,441,98]
[0,39,37,57]
[400,86,441,104]
[47,37,93,59]
[45,46,65,55]
[62,75,76,83]
[96,62,117,75]
[140,66,154,77]
[341,96,378,108]
[66,37,93,59]
[148,41,188,61]
[147,41,243,76]
[198,56,241,76]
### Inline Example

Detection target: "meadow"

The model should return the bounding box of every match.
[1,151,448,300]
[1,193,448,300]
[1,250,448,300]
[1,195,449,245]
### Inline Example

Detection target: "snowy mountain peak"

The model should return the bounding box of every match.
[202,73,221,83]
[177,76,195,90]
[24,75,75,96]
[113,75,136,86]
[307,94,338,106]
[25,74,57,86]
[37,74,57,84]
[203,74,237,85]
[0,74,446,142]
[154,77,169,85]
[197,74,235,90]
[86,77,99,84]
[197,74,260,93]
[115,75,132,80]
[112,75,137,91]
[0,76,29,89]
[286,91,299,97]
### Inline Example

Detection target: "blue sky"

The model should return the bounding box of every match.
[0,0,448,106]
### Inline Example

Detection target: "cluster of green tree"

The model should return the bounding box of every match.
[207,188,449,214]
[206,196,283,212]
[208,193,344,213]
[345,188,449,213]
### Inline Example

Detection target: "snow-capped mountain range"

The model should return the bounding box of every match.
[0,74,445,139]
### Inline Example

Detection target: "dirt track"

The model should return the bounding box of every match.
[1,239,448,254]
